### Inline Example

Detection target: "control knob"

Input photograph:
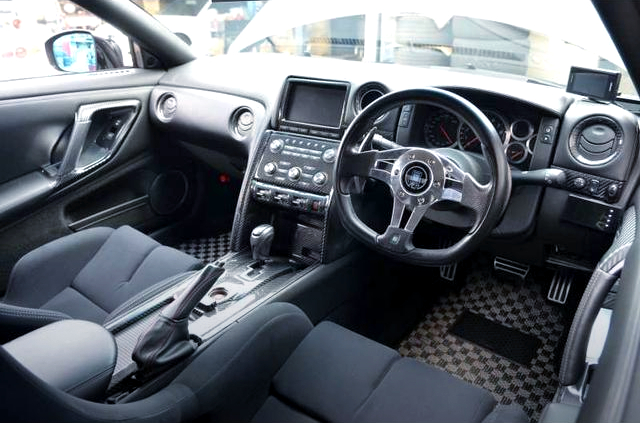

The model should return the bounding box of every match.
[312,172,328,186]
[574,177,586,189]
[322,148,337,163]
[288,167,302,181]
[269,138,284,153]
[263,162,277,175]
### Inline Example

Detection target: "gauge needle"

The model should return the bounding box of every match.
[464,137,479,149]
[439,124,453,145]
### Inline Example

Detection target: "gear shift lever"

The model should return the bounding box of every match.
[250,224,274,262]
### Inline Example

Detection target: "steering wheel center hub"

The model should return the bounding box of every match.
[402,163,431,194]
[391,149,445,207]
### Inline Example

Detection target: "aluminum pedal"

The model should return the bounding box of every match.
[548,270,573,304]
[440,262,458,281]
[493,256,530,279]
[439,238,457,281]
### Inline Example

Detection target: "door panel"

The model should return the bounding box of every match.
[0,70,203,293]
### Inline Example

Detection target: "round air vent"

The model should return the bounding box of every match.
[355,82,389,114]
[230,107,254,139]
[568,116,623,166]
[156,93,177,122]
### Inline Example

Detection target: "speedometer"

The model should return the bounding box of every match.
[424,111,459,148]
[458,111,508,152]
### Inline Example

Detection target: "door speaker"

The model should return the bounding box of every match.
[149,170,189,215]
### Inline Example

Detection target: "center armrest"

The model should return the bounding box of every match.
[3,320,116,400]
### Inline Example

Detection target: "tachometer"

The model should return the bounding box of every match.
[458,111,508,152]
[424,111,459,148]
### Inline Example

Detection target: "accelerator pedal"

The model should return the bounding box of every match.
[548,270,574,304]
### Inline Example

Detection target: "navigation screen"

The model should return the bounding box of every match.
[284,81,347,128]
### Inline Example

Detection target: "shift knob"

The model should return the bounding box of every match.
[250,224,274,262]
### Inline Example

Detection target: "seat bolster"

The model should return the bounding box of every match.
[353,357,497,423]
[4,227,114,308]
[272,321,400,423]
[0,303,70,342]
[482,404,530,423]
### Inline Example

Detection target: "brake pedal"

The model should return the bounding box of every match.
[439,238,457,281]
[493,256,530,279]
[548,270,574,304]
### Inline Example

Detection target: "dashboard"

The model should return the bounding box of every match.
[149,53,640,269]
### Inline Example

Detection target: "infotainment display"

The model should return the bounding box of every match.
[281,78,349,129]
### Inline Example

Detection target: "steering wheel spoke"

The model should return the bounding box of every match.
[376,197,428,253]
[341,148,407,193]
[438,158,492,225]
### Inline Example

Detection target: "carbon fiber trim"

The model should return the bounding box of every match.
[553,166,623,203]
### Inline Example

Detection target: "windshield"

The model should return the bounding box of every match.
[136,0,637,97]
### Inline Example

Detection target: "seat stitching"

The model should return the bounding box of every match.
[349,356,401,422]
[121,244,162,285]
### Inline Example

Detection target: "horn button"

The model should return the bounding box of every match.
[390,149,446,207]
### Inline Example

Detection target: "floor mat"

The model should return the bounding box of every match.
[175,232,232,263]
[398,259,564,421]
[450,310,542,366]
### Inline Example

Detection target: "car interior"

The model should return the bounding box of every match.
[2,0,640,422]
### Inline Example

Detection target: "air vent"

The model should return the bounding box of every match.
[569,116,623,166]
[230,107,254,139]
[156,93,177,122]
[355,82,389,114]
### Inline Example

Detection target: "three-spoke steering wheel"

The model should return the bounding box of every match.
[333,88,511,266]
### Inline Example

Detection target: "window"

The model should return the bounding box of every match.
[0,0,132,81]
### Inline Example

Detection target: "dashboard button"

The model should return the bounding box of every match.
[263,162,277,175]
[573,177,586,189]
[269,138,284,153]
[288,167,302,181]
[607,184,619,200]
[322,148,337,163]
[312,172,328,186]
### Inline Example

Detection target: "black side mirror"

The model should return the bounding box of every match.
[45,31,98,72]
[45,30,125,72]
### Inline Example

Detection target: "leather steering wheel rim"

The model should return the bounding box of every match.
[333,88,511,266]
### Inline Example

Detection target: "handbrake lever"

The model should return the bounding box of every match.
[132,263,225,375]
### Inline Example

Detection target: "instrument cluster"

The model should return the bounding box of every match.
[422,108,538,167]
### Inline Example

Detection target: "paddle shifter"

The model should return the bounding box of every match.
[132,263,225,375]
[250,224,274,263]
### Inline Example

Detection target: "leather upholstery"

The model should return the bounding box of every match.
[0,226,201,341]
[3,320,116,400]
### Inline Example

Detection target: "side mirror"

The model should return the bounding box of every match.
[45,31,97,72]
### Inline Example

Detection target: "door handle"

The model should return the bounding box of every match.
[56,99,140,184]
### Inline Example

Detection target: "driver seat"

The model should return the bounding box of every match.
[0,303,528,423]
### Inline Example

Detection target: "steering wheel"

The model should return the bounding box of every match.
[334,88,511,266]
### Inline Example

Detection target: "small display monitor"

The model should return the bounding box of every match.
[281,79,349,129]
[566,66,621,102]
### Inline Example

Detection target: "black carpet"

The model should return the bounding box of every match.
[450,310,542,366]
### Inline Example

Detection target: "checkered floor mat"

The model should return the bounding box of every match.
[175,232,232,263]
[398,259,564,421]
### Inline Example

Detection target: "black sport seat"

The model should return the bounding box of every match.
[0,226,201,341]
[0,303,528,423]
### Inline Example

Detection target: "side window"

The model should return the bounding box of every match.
[0,0,133,82]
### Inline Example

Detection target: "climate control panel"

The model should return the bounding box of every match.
[255,132,338,195]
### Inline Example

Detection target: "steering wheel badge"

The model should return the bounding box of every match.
[402,163,431,194]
